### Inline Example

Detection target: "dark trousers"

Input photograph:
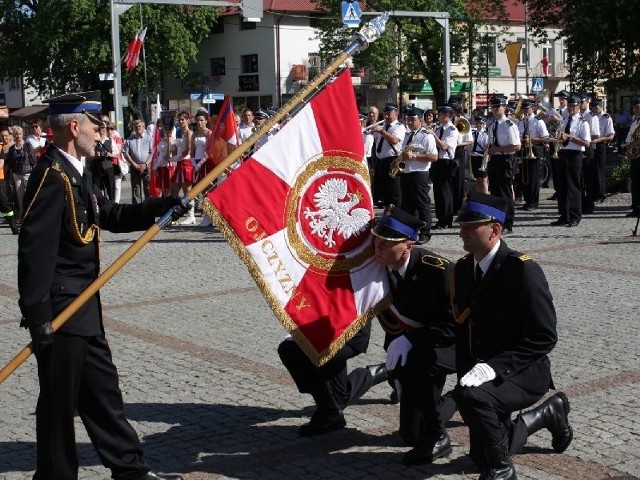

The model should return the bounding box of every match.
[454,379,545,453]
[400,171,432,235]
[0,178,14,214]
[521,148,542,206]
[130,166,149,205]
[34,333,148,480]
[593,144,607,200]
[394,344,456,445]
[92,160,116,200]
[582,147,597,211]
[631,158,640,214]
[278,339,374,409]
[431,160,454,226]
[556,150,583,223]
[487,154,516,228]
[378,156,401,207]
[452,147,466,212]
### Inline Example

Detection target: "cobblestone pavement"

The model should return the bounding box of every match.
[0,184,639,480]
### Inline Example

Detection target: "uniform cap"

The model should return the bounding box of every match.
[589,98,603,107]
[474,114,486,123]
[436,104,454,114]
[402,105,424,118]
[632,97,640,107]
[447,95,462,106]
[44,90,103,125]
[490,96,507,107]
[254,109,269,119]
[455,191,508,224]
[359,114,367,121]
[383,103,398,112]
[566,96,581,106]
[521,100,534,109]
[554,89,570,99]
[372,206,425,241]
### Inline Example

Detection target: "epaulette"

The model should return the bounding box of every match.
[516,253,533,262]
[506,119,514,127]
[603,113,610,118]
[421,254,450,270]
[448,125,456,131]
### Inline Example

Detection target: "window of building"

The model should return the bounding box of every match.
[211,21,224,34]
[562,43,569,66]
[241,54,259,74]
[481,36,497,66]
[542,42,552,76]
[240,21,256,31]
[210,57,226,76]
[9,77,20,91]
[517,38,527,66]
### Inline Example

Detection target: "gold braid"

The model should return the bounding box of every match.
[449,263,470,326]
[50,162,100,246]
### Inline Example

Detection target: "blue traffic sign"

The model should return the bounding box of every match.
[341,1,361,28]
[531,77,544,94]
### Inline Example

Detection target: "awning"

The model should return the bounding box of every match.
[10,105,47,118]
[405,80,473,95]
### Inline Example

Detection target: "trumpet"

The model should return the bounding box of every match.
[480,123,493,173]
[363,120,384,133]
[389,142,412,178]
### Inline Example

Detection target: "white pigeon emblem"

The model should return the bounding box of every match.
[303,178,371,248]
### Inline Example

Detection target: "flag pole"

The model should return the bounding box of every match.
[0,12,389,385]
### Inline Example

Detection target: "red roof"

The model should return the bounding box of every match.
[266,0,318,12]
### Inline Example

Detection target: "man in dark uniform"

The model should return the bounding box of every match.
[278,322,387,436]
[372,207,457,465]
[17,91,183,480]
[450,192,573,480]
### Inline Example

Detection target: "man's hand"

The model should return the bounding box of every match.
[29,322,54,356]
[141,197,185,219]
[459,362,496,387]
[385,335,412,370]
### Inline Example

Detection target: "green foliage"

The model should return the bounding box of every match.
[313,0,507,103]
[0,0,218,99]
[607,156,631,187]
[527,0,640,92]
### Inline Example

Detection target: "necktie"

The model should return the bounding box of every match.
[563,116,573,146]
[406,131,415,145]
[473,130,479,153]
[493,122,500,147]
[439,126,444,140]
[376,123,390,154]
[475,263,483,284]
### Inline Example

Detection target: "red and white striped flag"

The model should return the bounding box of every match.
[123,27,147,73]
[205,95,239,160]
[202,70,390,366]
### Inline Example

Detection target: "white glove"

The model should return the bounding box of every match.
[385,335,412,370]
[459,362,496,387]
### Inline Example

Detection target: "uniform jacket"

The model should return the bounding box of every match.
[18,144,157,336]
[451,241,557,393]
[380,247,456,349]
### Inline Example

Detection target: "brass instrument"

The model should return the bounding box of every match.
[624,120,640,160]
[513,95,525,119]
[389,142,412,178]
[363,120,384,133]
[454,117,471,136]
[480,122,493,173]
[535,89,562,123]
[550,118,566,159]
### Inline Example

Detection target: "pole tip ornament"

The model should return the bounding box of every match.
[346,12,390,55]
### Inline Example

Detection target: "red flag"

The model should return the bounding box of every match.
[205,95,238,162]
[202,71,390,366]
[148,103,162,197]
[124,27,147,73]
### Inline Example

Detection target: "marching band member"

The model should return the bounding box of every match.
[579,93,600,215]
[588,98,615,208]
[431,105,459,229]
[371,103,406,208]
[399,105,437,244]
[551,95,591,227]
[485,96,521,234]
[518,100,549,211]
[470,115,489,194]
[624,97,640,218]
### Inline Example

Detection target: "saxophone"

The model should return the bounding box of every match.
[389,143,412,178]
[625,119,640,160]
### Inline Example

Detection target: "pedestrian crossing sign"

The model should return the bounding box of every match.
[341,1,361,28]
[532,77,544,93]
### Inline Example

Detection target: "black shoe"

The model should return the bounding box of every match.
[520,392,573,453]
[519,203,530,210]
[402,432,452,465]
[298,407,346,436]
[366,363,389,387]
[550,218,567,226]
[523,204,538,211]
[389,387,399,404]
[583,208,594,215]
[431,223,447,230]
[415,233,431,245]
[132,473,183,480]
[565,221,580,227]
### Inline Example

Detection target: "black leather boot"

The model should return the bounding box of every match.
[519,392,573,453]
[132,472,183,480]
[298,382,346,436]
[402,431,452,465]
[366,363,388,386]
[478,436,517,480]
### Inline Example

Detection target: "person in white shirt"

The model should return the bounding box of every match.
[587,98,615,209]
[238,107,254,143]
[371,103,406,208]
[399,105,438,244]
[430,105,460,229]
[26,119,46,158]
[551,95,591,227]
[470,115,489,194]
[485,96,521,233]
[517,101,549,211]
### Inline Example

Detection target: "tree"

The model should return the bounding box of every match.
[527,0,640,93]
[0,0,218,112]
[313,0,508,104]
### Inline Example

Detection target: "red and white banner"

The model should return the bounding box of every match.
[202,70,390,366]
[124,27,147,73]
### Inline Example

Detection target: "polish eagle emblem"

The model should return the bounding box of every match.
[303,178,371,248]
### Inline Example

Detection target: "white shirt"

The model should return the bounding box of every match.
[582,111,600,138]
[560,113,591,152]
[518,114,549,139]
[475,239,501,277]
[401,127,436,173]
[375,120,406,159]
[363,131,374,160]
[596,113,615,138]
[488,116,521,152]
[470,128,488,156]
[26,133,45,151]
[436,122,459,159]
